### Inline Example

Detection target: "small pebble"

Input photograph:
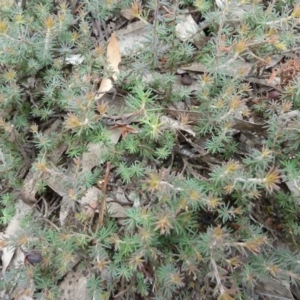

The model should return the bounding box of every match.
[180,73,193,86]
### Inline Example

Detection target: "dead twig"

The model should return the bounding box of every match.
[152,0,160,68]
[98,162,111,228]
[101,109,143,122]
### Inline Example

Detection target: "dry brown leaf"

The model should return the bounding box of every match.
[96,33,121,101]
[106,33,121,76]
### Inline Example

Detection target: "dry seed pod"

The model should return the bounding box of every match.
[267,90,280,100]
[21,247,43,265]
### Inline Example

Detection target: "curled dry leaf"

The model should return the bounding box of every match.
[96,33,121,101]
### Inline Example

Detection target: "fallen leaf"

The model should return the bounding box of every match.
[81,128,121,172]
[116,21,151,56]
[175,15,207,50]
[81,187,102,212]
[107,202,127,218]
[58,265,92,300]
[255,277,294,300]
[96,33,121,101]
[127,191,141,207]
[1,200,32,275]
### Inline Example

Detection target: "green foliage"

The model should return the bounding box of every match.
[1,0,300,299]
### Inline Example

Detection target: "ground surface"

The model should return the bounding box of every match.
[1,1,300,299]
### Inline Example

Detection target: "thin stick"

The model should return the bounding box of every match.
[98,162,111,228]
[152,0,160,68]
